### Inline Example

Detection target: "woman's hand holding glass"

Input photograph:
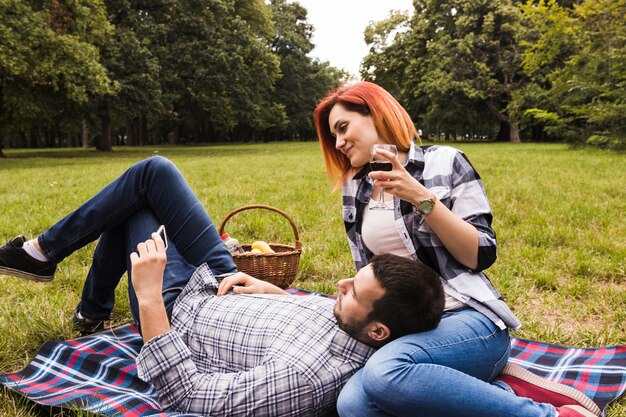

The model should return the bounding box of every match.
[368,147,432,207]
[369,144,397,210]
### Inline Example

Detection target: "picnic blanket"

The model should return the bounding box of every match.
[1,289,625,416]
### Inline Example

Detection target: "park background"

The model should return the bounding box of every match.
[1,0,625,415]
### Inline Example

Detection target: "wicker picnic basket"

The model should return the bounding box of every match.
[218,205,302,289]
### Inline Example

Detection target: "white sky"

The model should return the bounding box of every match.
[293,0,414,76]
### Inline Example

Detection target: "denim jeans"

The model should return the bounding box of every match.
[337,308,558,417]
[37,156,236,323]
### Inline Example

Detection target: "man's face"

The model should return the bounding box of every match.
[333,265,385,342]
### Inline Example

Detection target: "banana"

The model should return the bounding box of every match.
[250,248,263,254]
[251,240,275,254]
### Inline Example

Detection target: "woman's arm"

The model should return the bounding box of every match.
[370,149,489,270]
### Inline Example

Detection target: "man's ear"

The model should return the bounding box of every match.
[366,321,391,343]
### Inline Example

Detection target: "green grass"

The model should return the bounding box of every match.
[0,142,624,416]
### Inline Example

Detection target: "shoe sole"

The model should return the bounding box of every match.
[0,266,54,282]
[501,364,601,416]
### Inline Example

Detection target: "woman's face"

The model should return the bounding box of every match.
[328,103,382,168]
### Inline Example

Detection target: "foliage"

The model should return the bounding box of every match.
[518,0,626,148]
[267,0,345,140]
[359,0,626,147]
[2,0,625,148]
[362,0,526,142]
[0,0,345,148]
[0,0,116,138]
[362,9,413,101]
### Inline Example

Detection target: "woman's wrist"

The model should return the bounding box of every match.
[414,194,437,216]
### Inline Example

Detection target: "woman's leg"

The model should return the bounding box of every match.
[337,308,557,417]
[38,156,235,276]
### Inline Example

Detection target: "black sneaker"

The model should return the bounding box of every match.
[0,236,56,282]
[72,305,111,336]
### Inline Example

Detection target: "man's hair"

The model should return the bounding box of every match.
[369,253,445,340]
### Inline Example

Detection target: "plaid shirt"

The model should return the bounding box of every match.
[343,143,521,330]
[136,264,373,416]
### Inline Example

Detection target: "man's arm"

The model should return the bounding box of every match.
[216,272,289,296]
[130,232,171,342]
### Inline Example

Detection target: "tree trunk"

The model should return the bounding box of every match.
[2,132,10,149]
[126,116,138,146]
[97,112,113,152]
[495,121,509,142]
[81,120,90,148]
[169,122,181,145]
[30,129,40,148]
[139,113,147,145]
[509,121,521,143]
[486,100,521,143]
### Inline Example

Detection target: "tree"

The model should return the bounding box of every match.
[519,0,626,148]
[361,0,527,142]
[148,0,282,142]
[91,0,165,150]
[421,0,524,142]
[0,0,116,148]
[362,10,413,102]
[267,0,346,140]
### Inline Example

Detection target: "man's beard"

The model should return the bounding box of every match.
[333,304,368,341]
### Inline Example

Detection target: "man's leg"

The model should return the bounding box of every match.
[76,226,127,324]
[122,208,197,325]
[337,308,557,417]
[25,156,235,276]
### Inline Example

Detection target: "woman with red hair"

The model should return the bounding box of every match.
[313,82,597,417]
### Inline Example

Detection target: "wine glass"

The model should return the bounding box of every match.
[369,144,397,210]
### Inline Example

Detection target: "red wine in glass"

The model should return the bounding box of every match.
[370,161,393,172]
[369,144,397,210]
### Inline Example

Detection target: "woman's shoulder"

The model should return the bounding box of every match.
[421,145,465,172]
[421,144,464,158]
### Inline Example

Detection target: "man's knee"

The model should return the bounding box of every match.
[145,155,176,173]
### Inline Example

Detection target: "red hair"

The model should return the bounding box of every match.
[313,81,419,188]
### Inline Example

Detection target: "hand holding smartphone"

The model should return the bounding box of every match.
[155,225,168,250]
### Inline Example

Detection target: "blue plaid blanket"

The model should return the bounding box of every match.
[1,290,625,416]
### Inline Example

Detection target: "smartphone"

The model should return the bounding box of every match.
[155,225,168,250]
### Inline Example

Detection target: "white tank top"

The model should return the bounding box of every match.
[362,201,465,311]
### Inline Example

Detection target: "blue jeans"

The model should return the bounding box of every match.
[337,308,558,417]
[37,156,236,323]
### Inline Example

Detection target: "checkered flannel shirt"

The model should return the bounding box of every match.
[136,263,374,416]
[343,143,521,330]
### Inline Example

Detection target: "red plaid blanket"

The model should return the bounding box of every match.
[1,290,624,416]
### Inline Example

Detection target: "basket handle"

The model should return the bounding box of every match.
[218,204,302,250]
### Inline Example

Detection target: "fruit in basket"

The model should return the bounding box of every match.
[250,248,263,254]
[252,240,275,254]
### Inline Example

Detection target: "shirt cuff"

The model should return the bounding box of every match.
[136,330,190,382]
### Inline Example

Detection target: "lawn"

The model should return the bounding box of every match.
[0,142,624,416]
